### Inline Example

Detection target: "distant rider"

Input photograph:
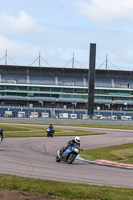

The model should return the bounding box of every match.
[0,128,4,142]
[59,136,80,156]
[48,123,55,134]
[49,123,54,130]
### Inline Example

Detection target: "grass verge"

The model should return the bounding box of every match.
[1,121,133,130]
[81,143,133,164]
[0,174,133,200]
[0,124,104,137]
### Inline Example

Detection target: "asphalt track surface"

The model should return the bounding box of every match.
[0,123,133,188]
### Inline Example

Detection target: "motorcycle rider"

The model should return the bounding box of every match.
[59,136,80,156]
[0,128,4,143]
[48,123,55,135]
[49,123,54,130]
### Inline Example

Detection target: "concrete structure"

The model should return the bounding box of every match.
[0,64,133,112]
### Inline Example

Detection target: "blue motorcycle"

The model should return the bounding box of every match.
[56,145,81,164]
[46,128,54,137]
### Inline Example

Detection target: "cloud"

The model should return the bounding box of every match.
[75,0,133,23]
[0,10,46,34]
[0,35,43,65]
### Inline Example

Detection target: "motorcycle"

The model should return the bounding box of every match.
[46,128,54,137]
[56,145,82,164]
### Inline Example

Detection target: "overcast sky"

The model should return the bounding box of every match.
[0,0,133,70]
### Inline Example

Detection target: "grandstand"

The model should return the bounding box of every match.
[0,64,133,118]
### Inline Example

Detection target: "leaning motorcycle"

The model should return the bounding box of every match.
[56,145,82,164]
[46,128,54,137]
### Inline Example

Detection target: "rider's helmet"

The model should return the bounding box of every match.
[75,136,80,143]
[50,123,52,125]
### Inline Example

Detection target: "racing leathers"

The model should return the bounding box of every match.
[0,128,3,142]
[59,139,80,156]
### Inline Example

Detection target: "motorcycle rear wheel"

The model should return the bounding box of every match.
[67,154,76,164]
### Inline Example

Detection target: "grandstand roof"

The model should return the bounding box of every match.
[0,64,133,78]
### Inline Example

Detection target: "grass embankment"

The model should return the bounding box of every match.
[1,121,133,130]
[81,143,133,165]
[1,124,104,137]
[0,174,133,200]
[1,121,133,137]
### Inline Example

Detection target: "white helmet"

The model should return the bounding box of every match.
[75,136,80,143]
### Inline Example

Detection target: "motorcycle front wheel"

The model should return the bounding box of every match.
[47,131,50,137]
[67,154,76,164]
[56,155,61,162]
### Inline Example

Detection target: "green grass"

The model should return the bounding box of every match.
[0,174,133,200]
[0,124,104,137]
[1,121,133,130]
[1,121,133,138]
[81,143,133,164]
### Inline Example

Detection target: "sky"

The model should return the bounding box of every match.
[0,0,133,70]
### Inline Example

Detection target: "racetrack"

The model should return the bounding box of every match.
[0,124,133,188]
